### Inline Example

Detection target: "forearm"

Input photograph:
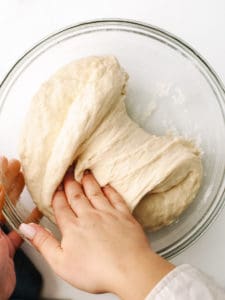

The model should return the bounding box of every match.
[114,249,175,300]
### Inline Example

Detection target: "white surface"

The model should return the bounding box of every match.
[0,1,225,299]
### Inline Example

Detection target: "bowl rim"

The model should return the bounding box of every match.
[1,18,225,259]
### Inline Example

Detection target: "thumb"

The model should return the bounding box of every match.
[19,223,62,267]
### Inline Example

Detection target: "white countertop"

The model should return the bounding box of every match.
[0,1,225,299]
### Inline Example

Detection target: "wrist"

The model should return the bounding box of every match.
[114,248,175,300]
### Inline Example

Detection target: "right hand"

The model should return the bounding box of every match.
[20,170,174,300]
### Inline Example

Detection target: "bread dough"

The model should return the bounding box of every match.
[19,56,202,231]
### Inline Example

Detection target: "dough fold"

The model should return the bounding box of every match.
[19,56,202,230]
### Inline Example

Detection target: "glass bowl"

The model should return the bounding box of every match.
[0,19,225,258]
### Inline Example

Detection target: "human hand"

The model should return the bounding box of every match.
[0,157,25,300]
[19,169,174,300]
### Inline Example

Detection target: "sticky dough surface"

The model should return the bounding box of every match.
[19,56,202,231]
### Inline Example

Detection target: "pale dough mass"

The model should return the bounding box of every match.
[19,56,202,231]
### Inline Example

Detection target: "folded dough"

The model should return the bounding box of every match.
[19,56,202,231]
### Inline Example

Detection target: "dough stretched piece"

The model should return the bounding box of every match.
[19,56,202,231]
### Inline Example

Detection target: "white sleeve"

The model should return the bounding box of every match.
[145,264,225,300]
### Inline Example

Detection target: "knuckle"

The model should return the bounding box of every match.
[71,193,84,201]
[81,210,102,225]
[91,191,102,199]
[113,196,123,203]
[33,232,50,250]
[58,202,68,211]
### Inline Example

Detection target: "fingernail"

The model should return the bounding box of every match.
[19,223,36,240]
[84,169,91,175]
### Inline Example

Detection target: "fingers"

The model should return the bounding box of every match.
[4,159,21,190]
[0,157,21,193]
[0,167,24,222]
[103,185,130,214]
[0,181,22,256]
[82,171,112,211]
[7,231,23,256]
[0,159,24,222]
[8,172,25,205]
[52,190,77,233]
[64,169,93,216]
[19,223,62,268]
